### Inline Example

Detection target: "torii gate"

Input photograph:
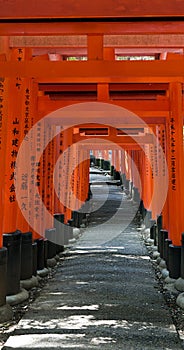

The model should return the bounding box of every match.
[0,38,184,246]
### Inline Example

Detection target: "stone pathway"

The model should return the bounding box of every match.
[2,174,183,349]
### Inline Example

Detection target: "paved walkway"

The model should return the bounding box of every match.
[2,174,183,349]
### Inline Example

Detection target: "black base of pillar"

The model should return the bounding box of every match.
[44,240,48,266]
[45,229,57,259]
[110,165,114,176]
[68,219,74,227]
[96,158,101,167]
[54,213,65,247]
[161,230,168,260]
[103,160,110,171]
[72,211,84,228]
[125,179,130,192]
[139,200,146,220]
[144,211,152,228]
[21,232,33,280]
[168,245,181,279]
[0,247,7,306]
[157,215,162,237]
[56,244,64,254]
[100,159,104,169]
[180,233,184,279]
[164,239,172,266]
[113,170,120,181]
[133,187,140,203]
[181,246,184,279]
[158,229,168,259]
[35,238,44,271]
[121,173,126,187]
[66,224,73,241]
[150,222,156,242]
[32,242,37,276]
[87,185,93,201]
[3,231,22,296]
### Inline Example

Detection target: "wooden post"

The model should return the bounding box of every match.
[0,78,8,246]
[115,150,120,172]
[142,145,153,212]
[87,35,103,61]
[62,127,73,222]
[166,82,184,245]
[54,127,62,214]
[156,124,169,230]
[3,48,27,233]
[16,49,38,234]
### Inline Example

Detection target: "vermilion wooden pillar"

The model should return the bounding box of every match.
[63,127,73,222]
[80,148,90,204]
[149,127,157,220]
[54,127,62,214]
[16,49,38,234]
[0,42,9,244]
[77,145,84,209]
[125,150,132,184]
[115,150,120,172]
[3,48,27,233]
[87,35,103,61]
[138,150,145,202]
[72,142,79,211]
[166,82,184,246]
[121,149,126,175]
[103,48,115,61]
[50,125,56,221]
[142,145,153,212]
[111,150,115,167]
[79,147,85,204]
[44,124,55,230]
[131,150,141,195]
[32,118,45,239]
[0,78,8,246]
[56,127,65,215]
[156,124,169,230]
[85,150,90,200]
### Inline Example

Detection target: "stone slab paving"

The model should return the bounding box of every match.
[2,175,183,350]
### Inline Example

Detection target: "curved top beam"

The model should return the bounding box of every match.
[0,0,184,19]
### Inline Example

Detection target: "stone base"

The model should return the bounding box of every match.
[145,238,154,246]
[159,259,167,269]
[80,223,86,228]
[59,251,64,258]
[147,246,157,252]
[164,276,176,284]
[152,251,160,259]
[6,288,29,306]
[20,276,39,290]
[176,292,184,309]
[161,268,169,279]
[37,268,49,278]
[68,238,76,244]
[0,304,13,323]
[137,224,145,232]
[164,283,179,295]
[73,228,80,239]
[47,258,57,268]
[156,257,162,265]
[175,278,184,292]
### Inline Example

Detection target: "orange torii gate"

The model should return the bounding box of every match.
[0,55,184,247]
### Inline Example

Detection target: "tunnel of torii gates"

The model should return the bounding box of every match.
[1,29,184,270]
